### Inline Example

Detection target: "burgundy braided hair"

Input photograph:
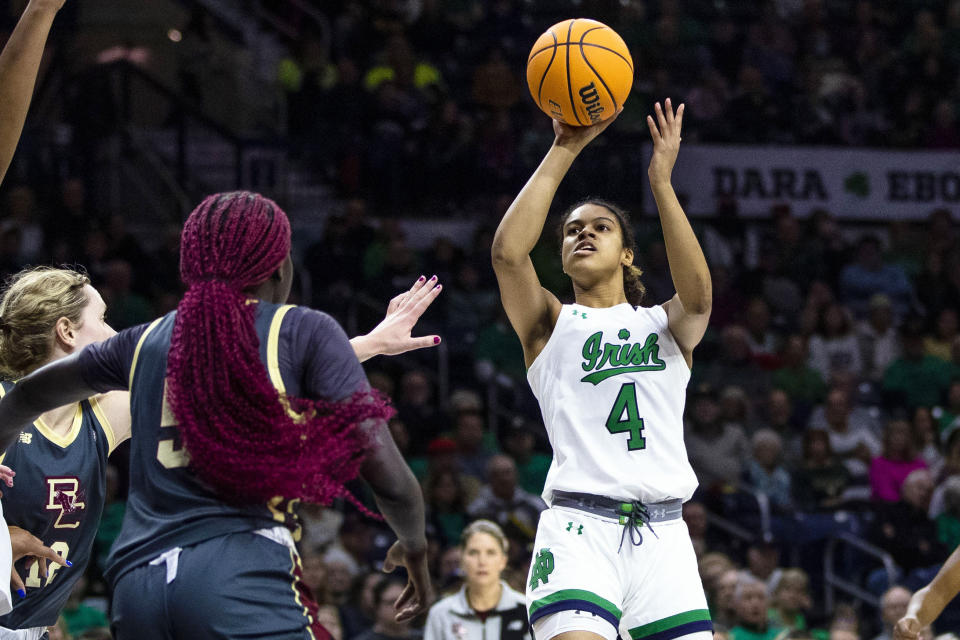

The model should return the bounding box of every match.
[166,191,393,506]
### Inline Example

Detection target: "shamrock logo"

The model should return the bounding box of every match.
[618,328,630,341]
[844,172,869,198]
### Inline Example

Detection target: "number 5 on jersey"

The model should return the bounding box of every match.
[157,382,189,469]
[606,383,646,451]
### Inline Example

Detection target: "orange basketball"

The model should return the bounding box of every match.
[526,19,634,126]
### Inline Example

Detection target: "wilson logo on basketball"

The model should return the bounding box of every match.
[548,99,563,119]
[579,82,604,123]
[526,19,633,126]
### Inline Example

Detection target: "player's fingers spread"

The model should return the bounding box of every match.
[382,552,399,573]
[411,277,438,304]
[394,582,414,609]
[676,103,685,130]
[655,101,668,131]
[44,547,68,567]
[646,115,660,141]
[387,293,407,314]
[411,284,442,315]
[665,97,674,123]
[403,277,425,300]
[396,602,422,623]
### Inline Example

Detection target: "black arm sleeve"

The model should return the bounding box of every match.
[77,323,149,393]
[0,324,149,451]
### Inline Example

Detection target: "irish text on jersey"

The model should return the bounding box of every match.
[580,330,666,385]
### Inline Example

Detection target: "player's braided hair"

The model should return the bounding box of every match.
[167,191,392,505]
[559,198,646,306]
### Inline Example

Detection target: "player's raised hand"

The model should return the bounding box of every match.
[368,276,443,356]
[8,526,69,597]
[894,616,922,640]
[0,464,14,498]
[382,540,433,622]
[552,107,622,152]
[646,98,684,186]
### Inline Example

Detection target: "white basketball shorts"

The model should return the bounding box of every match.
[526,504,713,640]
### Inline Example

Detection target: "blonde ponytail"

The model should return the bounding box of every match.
[0,267,90,380]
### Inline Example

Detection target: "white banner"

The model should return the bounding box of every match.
[645,144,960,220]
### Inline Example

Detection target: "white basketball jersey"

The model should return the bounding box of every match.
[528,302,698,505]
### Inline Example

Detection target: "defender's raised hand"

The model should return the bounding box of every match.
[351,276,443,362]
[646,98,684,187]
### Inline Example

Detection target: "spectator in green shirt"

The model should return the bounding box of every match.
[769,569,813,632]
[884,320,953,410]
[731,577,784,640]
[475,307,526,383]
[500,417,551,496]
[423,469,468,548]
[772,335,827,409]
[936,476,960,551]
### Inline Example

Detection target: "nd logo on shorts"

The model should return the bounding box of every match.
[529,548,555,590]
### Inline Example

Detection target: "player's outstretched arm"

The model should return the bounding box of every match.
[351,276,443,362]
[895,546,960,640]
[359,419,432,621]
[0,353,98,453]
[646,99,712,364]
[491,113,618,366]
[0,0,66,183]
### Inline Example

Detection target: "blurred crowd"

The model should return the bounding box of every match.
[275,0,960,208]
[290,195,960,640]
[3,0,960,639]
[7,185,955,639]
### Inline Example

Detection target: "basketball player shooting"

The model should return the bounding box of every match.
[491,98,713,640]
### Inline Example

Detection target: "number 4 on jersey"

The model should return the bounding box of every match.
[605,383,646,451]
